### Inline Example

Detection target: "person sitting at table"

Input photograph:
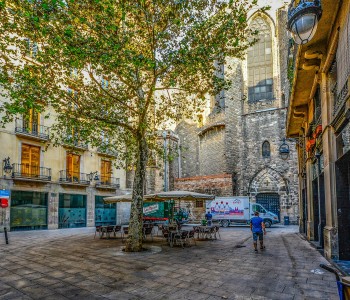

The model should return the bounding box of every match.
[205,210,213,226]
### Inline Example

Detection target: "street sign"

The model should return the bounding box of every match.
[0,199,8,208]
[0,190,10,208]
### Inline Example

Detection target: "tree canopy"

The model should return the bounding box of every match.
[0,0,265,251]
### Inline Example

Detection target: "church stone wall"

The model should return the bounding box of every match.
[176,121,199,178]
[173,2,299,222]
[199,126,226,176]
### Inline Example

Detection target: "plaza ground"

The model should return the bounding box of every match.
[0,225,338,300]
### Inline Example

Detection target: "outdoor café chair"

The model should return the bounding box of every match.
[122,226,129,242]
[94,226,102,239]
[113,225,122,238]
[214,226,221,239]
[186,230,196,246]
[143,225,154,242]
[173,230,189,248]
[162,228,170,246]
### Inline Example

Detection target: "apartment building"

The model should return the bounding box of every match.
[0,43,126,231]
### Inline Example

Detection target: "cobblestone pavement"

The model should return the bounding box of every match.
[0,225,338,300]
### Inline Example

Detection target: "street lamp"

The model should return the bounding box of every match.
[87,171,99,181]
[162,131,168,192]
[2,157,12,174]
[288,0,322,45]
[279,139,290,160]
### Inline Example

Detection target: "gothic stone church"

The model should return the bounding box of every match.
[170,2,299,223]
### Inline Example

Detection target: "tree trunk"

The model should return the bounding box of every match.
[124,132,148,252]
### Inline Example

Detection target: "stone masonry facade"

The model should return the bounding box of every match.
[173,2,300,223]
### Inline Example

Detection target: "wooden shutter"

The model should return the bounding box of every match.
[101,160,111,183]
[21,144,40,176]
[67,153,80,181]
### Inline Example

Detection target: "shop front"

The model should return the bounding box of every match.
[59,193,87,228]
[10,191,48,231]
[95,196,116,226]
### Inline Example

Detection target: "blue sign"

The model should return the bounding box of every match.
[0,190,10,198]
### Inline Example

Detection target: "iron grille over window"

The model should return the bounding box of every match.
[262,141,271,158]
[248,17,274,103]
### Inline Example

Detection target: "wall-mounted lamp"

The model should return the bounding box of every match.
[279,139,290,160]
[87,171,99,181]
[287,0,322,45]
[3,157,13,174]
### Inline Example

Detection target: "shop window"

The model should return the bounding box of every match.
[59,193,86,228]
[10,191,48,231]
[66,153,80,182]
[262,141,270,158]
[95,196,116,226]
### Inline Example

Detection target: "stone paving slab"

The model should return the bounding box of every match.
[0,225,338,300]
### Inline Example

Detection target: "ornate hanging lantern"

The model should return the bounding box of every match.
[288,0,322,45]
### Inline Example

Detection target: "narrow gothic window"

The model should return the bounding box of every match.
[262,141,270,158]
[248,17,273,103]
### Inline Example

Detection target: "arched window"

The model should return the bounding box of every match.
[248,17,273,103]
[262,141,270,158]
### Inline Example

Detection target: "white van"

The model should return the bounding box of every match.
[207,196,279,227]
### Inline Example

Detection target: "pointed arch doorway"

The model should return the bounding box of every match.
[256,193,280,222]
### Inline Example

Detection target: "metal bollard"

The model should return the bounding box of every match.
[4,226,9,244]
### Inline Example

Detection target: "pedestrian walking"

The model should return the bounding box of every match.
[205,210,213,226]
[250,211,266,252]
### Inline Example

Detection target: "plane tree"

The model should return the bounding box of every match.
[0,0,265,251]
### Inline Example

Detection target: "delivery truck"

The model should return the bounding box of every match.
[207,196,279,228]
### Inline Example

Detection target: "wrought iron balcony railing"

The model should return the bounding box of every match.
[95,176,120,189]
[62,137,89,150]
[59,170,90,185]
[96,147,118,157]
[15,119,50,140]
[11,163,51,181]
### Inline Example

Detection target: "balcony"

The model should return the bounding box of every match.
[11,163,51,181]
[62,137,89,151]
[95,176,120,190]
[59,170,90,186]
[15,119,50,141]
[97,146,118,157]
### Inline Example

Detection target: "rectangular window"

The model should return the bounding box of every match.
[66,153,80,182]
[23,109,40,134]
[25,39,38,58]
[195,200,204,208]
[21,144,40,176]
[101,77,109,89]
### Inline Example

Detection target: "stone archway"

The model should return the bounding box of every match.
[249,167,288,195]
[248,167,290,222]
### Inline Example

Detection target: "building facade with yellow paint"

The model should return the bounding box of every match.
[0,101,127,231]
[287,0,350,260]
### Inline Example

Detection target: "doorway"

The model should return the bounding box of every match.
[256,193,280,222]
[335,151,350,260]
